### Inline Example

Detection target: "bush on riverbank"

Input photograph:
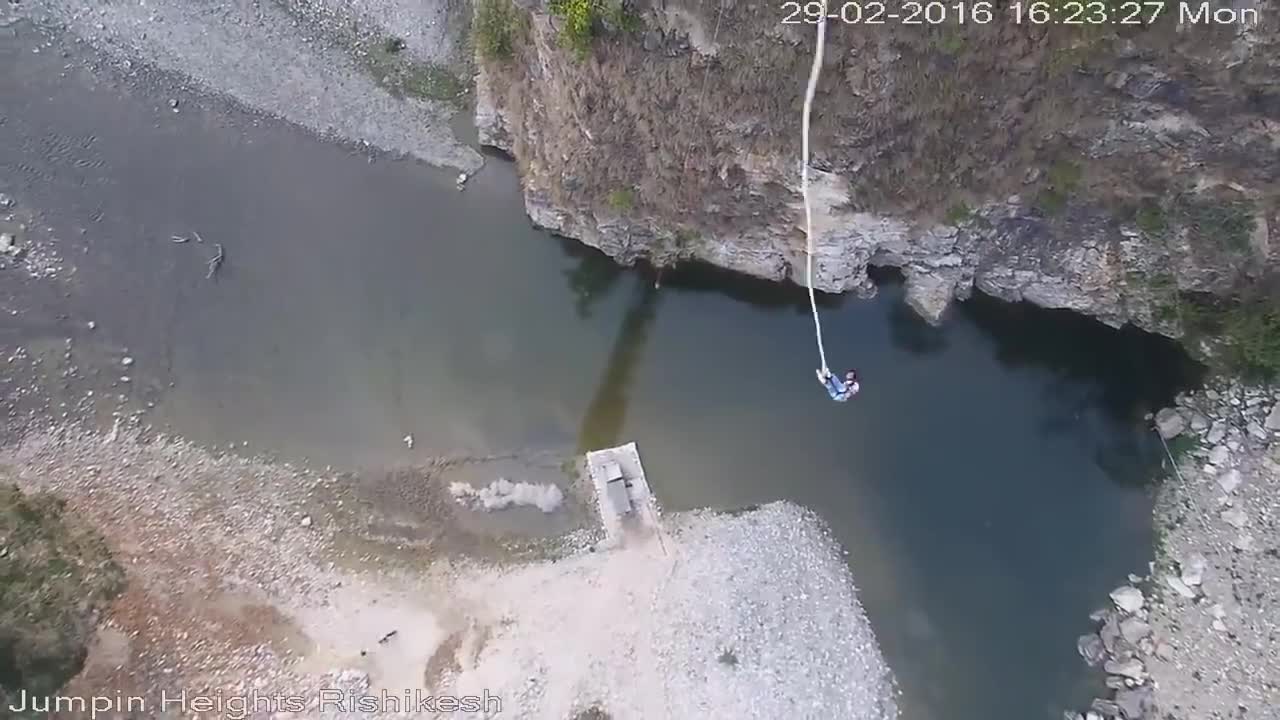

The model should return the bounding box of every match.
[476,0,524,61]
[1171,292,1280,379]
[0,484,123,710]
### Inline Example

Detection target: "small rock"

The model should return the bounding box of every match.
[1114,685,1154,720]
[1091,699,1123,717]
[300,516,312,528]
[1180,553,1206,586]
[1154,408,1186,439]
[1211,619,1227,632]
[122,356,134,367]
[1208,445,1229,466]
[0,233,16,254]
[1221,508,1248,529]
[1205,389,1220,400]
[87,321,97,330]
[1233,533,1254,552]
[1099,615,1123,654]
[120,375,130,383]
[1105,675,1128,690]
[1077,633,1106,666]
[0,193,12,208]
[1154,642,1173,661]
[1209,602,1225,619]
[403,434,414,449]
[1206,422,1227,444]
[1085,713,1102,720]
[456,172,468,185]
[1119,617,1152,644]
[1266,403,1280,430]
[169,98,179,109]
[1104,657,1146,680]
[1246,421,1267,440]
[1217,469,1242,493]
[1110,585,1145,613]
[1188,412,1210,431]
[1165,575,1197,599]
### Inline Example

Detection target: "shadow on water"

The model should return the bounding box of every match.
[961,293,1204,419]
[963,292,1205,489]
[577,281,663,452]
[559,239,626,319]
[872,266,1205,490]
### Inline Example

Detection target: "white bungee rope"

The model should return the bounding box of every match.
[802,7,830,375]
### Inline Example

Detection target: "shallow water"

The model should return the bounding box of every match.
[0,28,1201,720]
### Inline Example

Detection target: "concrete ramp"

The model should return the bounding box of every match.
[585,442,661,544]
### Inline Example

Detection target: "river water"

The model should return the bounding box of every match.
[0,27,1201,720]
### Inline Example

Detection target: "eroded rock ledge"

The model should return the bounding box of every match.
[476,0,1278,337]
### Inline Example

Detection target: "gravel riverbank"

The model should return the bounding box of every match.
[1071,382,1280,720]
[9,0,482,172]
[0,426,897,719]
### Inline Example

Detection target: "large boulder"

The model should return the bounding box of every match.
[1077,633,1106,666]
[1114,685,1155,719]
[1154,408,1186,439]
[1110,585,1145,613]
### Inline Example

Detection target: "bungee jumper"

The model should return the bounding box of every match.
[817,368,860,402]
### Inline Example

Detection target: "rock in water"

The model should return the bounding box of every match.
[1119,617,1152,644]
[1154,408,1186,439]
[1099,615,1123,654]
[1110,585,1145,613]
[1092,699,1123,717]
[1077,633,1106,666]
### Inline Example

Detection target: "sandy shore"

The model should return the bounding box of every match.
[11,0,482,172]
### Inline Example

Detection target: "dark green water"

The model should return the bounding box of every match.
[0,29,1201,720]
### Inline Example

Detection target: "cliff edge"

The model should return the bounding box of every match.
[476,0,1278,351]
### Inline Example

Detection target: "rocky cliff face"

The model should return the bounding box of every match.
[475,0,1278,337]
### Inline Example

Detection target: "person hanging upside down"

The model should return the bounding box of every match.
[817,368,860,402]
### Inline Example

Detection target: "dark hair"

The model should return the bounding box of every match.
[846,369,857,377]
